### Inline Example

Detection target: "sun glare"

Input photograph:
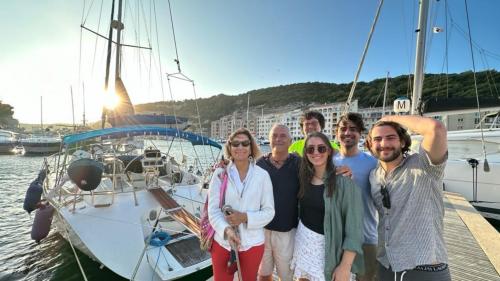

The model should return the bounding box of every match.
[103,90,120,110]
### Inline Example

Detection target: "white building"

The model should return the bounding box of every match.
[256,109,303,140]
[358,106,396,131]
[210,111,258,140]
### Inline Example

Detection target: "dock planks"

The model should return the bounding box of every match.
[444,192,500,281]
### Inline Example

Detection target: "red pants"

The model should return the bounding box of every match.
[210,240,265,281]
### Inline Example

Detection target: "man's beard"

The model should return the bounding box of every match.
[375,147,402,162]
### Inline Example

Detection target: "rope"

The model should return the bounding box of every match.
[167,0,182,72]
[464,0,489,170]
[55,211,89,281]
[343,0,384,114]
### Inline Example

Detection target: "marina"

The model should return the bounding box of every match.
[1,0,500,280]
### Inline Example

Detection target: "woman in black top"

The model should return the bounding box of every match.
[291,132,360,281]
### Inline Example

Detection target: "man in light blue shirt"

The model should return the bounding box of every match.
[333,113,378,281]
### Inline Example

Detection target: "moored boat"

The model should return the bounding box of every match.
[39,126,221,280]
[0,129,18,154]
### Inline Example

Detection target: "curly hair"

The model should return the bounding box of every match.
[366,121,412,156]
[224,127,261,161]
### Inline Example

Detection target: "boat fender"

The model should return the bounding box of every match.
[23,170,48,214]
[148,231,171,247]
[68,158,104,191]
[31,203,54,243]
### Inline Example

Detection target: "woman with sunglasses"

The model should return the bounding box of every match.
[208,127,275,281]
[291,132,364,281]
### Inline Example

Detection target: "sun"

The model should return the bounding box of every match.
[103,90,120,110]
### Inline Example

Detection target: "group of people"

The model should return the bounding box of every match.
[207,110,450,281]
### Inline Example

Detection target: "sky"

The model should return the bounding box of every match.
[1,0,500,124]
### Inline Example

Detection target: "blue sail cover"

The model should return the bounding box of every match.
[62,126,222,149]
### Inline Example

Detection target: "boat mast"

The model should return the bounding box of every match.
[115,0,124,79]
[40,96,43,132]
[101,0,116,128]
[71,86,76,131]
[382,71,389,117]
[411,0,430,115]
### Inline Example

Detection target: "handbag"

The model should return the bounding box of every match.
[199,171,228,251]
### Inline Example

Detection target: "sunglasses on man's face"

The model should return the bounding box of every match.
[380,185,391,209]
[230,140,251,147]
[305,145,328,155]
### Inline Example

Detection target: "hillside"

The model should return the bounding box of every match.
[134,70,500,128]
[0,101,19,129]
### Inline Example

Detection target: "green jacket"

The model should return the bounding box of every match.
[323,175,364,280]
[289,139,340,156]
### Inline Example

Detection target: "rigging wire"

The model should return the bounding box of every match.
[479,50,500,98]
[478,51,496,97]
[167,0,182,73]
[82,0,97,25]
[164,0,216,162]
[343,0,384,114]
[90,0,105,74]
[463,0,490,172]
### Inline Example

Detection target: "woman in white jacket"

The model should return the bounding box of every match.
[208,127,275,281]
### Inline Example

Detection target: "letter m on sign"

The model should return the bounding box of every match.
[393,98,410,113]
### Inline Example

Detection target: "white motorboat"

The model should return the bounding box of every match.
[21,135,61,155]
[0,129,17,154]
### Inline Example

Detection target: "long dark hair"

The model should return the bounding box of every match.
[298,132,336,198]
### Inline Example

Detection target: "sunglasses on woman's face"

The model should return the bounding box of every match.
[380,185,391,209]
[230,140,251,147]
[305,145,328,155]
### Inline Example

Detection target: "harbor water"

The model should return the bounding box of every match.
[0,150,216,281]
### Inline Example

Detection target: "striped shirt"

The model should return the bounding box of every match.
[369,146,448,272]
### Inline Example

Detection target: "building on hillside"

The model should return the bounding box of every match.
[210,111,258,140]
[255,108,303,140]
[422,97,500,131]
[358,106,396,131]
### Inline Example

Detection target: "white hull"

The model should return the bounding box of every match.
[23,144,61,155]
[49,182,211,280]
[415,128,500,220]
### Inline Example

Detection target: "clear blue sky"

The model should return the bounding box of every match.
[1,0,499,124]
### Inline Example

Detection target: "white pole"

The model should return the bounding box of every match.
[411,0,430,115]
[82,82,86,127]
[382,72,389,117]
[71,86,76,131]
[40,96,43,132]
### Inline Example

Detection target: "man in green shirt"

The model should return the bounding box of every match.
[288,110,339,156]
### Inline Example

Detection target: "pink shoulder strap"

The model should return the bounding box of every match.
[218,172,229,207]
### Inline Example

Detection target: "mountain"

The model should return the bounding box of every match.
[134,70,500,129]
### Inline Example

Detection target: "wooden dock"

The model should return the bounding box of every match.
[207,192,500,281]
[444,192,500,281]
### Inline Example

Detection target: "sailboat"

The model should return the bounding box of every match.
[21,96,62,156]
[408,0,500,220]
[39,127,220,280]
[30,1,223,280]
